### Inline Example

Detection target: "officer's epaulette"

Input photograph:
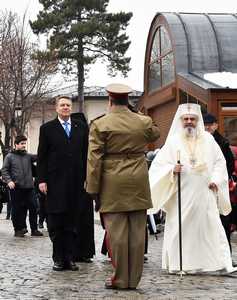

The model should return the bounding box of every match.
[89,114,106,125]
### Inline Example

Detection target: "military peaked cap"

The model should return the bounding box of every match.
[106,83,133,95]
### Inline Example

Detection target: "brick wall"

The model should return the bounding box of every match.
[149,99,177,148]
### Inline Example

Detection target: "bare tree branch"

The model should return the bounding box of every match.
[0,10,58,147]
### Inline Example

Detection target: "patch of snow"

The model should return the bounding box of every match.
[204,72,237,88]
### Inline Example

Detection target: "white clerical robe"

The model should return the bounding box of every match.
[149,131,233,273]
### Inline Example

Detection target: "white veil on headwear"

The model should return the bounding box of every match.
[166,103,205,143]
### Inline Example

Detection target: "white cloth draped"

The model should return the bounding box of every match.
[149,131,233,273]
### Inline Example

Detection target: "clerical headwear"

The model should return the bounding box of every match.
[166,103,205,142]
[178,103,200,118]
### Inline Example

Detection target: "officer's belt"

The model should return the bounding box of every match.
[104,152,145,160]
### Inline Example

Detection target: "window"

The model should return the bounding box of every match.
[179,90,207,113]
[221,102,237,111]
[148,26,174,92]
[160,26,172,56]
[162,53,175,86]
[223,117,237,145]
[149,60,161,90]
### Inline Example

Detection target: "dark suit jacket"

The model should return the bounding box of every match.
[37,117,88,213]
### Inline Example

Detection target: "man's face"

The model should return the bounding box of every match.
[56,98,72,119]
[181,114,198,137]
[181,114,198,129]
[15,141,27,151]
[204,122,218,134]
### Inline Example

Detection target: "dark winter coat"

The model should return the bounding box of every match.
[213,130,235,178]
[37,118,88,213]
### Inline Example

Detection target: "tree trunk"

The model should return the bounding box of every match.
[77,59,84,113]
[0,139,6,159]
[77,8,84,113]
[77,41,84,113]
[4,123,12,152]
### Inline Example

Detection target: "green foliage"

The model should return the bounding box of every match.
[30,0,132,77]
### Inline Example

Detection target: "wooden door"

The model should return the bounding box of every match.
[219,101,237,146]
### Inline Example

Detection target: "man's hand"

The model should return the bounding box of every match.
[89,193,101,212]
[39,182,47,194]
[209,182,218,193]
[173,164,183,174]
[8,181,15,189]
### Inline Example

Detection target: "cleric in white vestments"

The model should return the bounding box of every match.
[149,103,237,274]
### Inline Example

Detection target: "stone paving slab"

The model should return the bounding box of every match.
[1,205,237,300]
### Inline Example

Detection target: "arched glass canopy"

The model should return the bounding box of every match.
[148,26,175,92]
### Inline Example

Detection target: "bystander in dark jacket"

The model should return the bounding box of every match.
[203,113,235,253]
[1,135,43,237]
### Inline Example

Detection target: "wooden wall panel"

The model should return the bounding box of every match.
[149,99,177,148]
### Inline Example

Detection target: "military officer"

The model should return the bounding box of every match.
[86,83,160,290]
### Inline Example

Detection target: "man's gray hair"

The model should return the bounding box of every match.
[55,95,72,105]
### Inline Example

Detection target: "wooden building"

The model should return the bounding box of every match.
[139,12,237,147]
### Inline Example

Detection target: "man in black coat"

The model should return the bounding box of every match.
[37,96,89,271]
[203,113,235,253]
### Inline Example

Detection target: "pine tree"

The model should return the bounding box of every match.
[30,0,132,112]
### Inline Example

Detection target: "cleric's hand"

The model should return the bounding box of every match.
[208,182,218,193]
[173,164,183,174]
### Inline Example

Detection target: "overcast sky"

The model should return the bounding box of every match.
[0,0,236,91]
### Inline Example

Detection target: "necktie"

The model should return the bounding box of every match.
[63,121,70,137]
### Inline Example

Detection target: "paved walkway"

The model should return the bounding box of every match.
[0,205,237,300]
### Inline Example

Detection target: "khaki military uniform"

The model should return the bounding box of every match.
[87,106,160,289]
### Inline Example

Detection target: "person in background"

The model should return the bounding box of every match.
[71,112,95,264]
[203,113,235,252]
[230,146,237,233]
[37,188,47,229]
[1,135,43,237]
[0,132,11,219]
[5,198,12,220]
[0,174,4,213]
[0,171,9,214]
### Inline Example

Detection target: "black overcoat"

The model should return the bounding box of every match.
[213,130,235,178]
[37,118,88,214]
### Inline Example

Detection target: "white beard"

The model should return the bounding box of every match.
[184,126,197,137]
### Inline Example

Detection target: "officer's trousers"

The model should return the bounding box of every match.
[103,210,147,289]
